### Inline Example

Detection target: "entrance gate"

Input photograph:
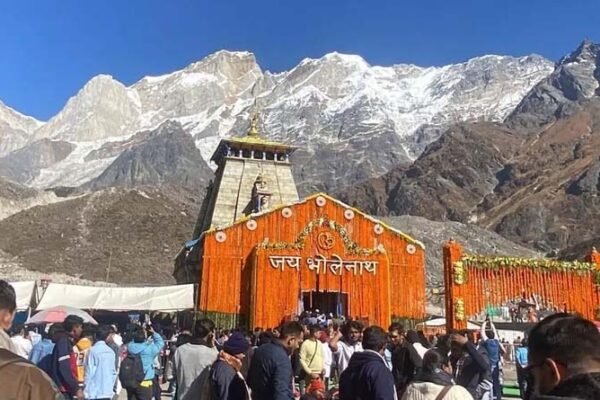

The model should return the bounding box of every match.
[443,240,600,330]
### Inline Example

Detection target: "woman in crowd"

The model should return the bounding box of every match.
[402,348,473,400]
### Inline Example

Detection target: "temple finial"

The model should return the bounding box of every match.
[248,112,259,137]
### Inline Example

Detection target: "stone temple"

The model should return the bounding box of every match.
[174,115,426,328]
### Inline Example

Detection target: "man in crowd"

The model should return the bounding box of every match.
[339,325,397,400]
[515,337,528,399]
[0,279,63,399]
[480,319,505,400]
[527,313,600,399]
[11,323,33,358]
[50,314,85,399]
[75,325,95,388]
[299,324,325,389]
[212,331,252,400]
[125,324,165,400]
[84,324,117,400]
[450,330,491,400]
[173,318,218,399]
[330,320,363,376]
[248,321,304,400]
[384,322,404,371]
[30,323,60,372]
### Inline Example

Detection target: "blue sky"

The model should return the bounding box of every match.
[1,0,598,120]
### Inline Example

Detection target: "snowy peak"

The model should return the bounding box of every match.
[558,39,599,66]
[0,47,556,192]
[508,40,600,128]
[34,74,140,142]
[0,100,45,157]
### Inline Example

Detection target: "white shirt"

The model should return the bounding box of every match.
[334,340,363,375]
[10,335,32,358]
[322,341,333,378]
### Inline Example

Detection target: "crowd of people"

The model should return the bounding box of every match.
[2,279,600,400]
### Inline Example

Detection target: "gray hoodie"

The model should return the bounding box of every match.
[173,342,218,399]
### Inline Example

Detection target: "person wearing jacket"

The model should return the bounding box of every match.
[50,314,85,400]
[480,320,505,400]
[515,338,528,399]
[84,325,117,400]
[392,332,424,398]
[0,279,63,400]
[173,318,218,399]
[211,332,252,400]
[526,313,600,400]
[248,321,304,400]
[126,324,165,400]
[402,348,473,400]
[339,325,397,400]
[450,332,491,400]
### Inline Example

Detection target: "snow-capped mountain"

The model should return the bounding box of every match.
[0,50,553,193]
[0,100,44,157]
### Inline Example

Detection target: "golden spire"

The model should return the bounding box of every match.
[248,113,260,137]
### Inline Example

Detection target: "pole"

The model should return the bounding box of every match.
[106,249,112,282]
[192,283,199,332]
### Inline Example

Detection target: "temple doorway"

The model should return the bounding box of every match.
[302,291,348,317]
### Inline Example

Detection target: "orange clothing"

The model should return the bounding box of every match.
[73,338,92,384]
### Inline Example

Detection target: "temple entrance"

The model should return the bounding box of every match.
[302,291,348,316]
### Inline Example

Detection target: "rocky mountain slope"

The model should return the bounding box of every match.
[0,177,63,221]
[341,40,600,253]
[0,185,537,285]
[0,51,552,194]
[0,186,201,284]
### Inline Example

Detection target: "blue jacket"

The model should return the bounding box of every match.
[29,338,54,368]
[339,349,396,400]
[127,332,165,380]
[515,347,528,368]
[84,340,117,399]
[247,342,293,400]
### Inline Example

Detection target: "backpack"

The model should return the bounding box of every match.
[119,351,145,390]
[182,364,213,400]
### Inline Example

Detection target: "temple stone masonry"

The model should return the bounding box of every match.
[199,114,299,229]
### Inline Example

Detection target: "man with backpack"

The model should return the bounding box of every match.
[122,324,164,400]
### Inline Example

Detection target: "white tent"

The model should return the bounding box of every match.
[9,281,37,311]
[36,283,194,311]
[417,317,481,330]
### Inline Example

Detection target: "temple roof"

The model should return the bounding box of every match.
[202,192,425,249]
[210,113,297,164]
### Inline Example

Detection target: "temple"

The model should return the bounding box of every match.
[174,114,426,328]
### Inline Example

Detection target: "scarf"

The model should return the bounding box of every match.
[219,350,243,373]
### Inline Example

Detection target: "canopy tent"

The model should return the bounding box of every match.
[9,281,37,311]
[36,283,194,311]
[416,317,481,330]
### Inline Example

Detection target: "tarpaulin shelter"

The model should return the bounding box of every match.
[36,283,194,311]
[9,281,37,311]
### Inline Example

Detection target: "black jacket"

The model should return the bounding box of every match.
[532,372,600,400]
[211,359,248,400]
[453,342,491,398]
[247,342,293,400]
[339,349,397,400]
[391,342,423,396]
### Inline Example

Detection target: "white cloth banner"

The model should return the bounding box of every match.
[9,281,36,311]
[36,283,194,311]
